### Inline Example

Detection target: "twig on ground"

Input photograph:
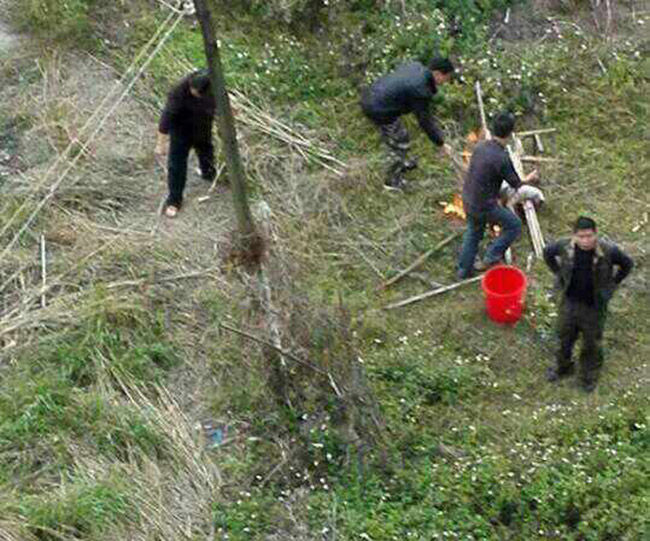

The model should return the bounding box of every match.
[384,275,483,310]
[378,232,460,290]
[219,322,343,397]
[40,234,46,308]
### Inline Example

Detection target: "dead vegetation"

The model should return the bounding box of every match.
[0,0,648,538]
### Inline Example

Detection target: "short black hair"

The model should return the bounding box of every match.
[190,70,211,94]
[428,57,455,74]
[492,111,516,138]
[574,216,597,232]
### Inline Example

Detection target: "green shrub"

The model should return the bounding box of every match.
[10,0,99,44]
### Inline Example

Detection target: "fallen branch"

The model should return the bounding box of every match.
[520,156,559,163]
[219,322,343,397]
[378,232,460,290]
[384,275,483,310]
[40,235,47,308]
[514,128,557,137]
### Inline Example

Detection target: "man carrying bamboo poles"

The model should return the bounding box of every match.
[360,57,455,191]
[543,217,633,392]
[457,111,539,279]
[155,70,217,218]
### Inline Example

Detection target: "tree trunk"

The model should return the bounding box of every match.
[193,0,259,252]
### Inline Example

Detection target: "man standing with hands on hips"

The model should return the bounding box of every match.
[543,216,633,392]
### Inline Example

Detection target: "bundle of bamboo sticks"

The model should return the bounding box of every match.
[507,135,545,258]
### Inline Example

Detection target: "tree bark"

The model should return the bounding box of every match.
[193,0,257,243]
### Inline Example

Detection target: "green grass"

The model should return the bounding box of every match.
[1,0,649,538]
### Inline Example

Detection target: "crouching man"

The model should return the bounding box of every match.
[457,111,539,279]
[360,57,455,191]
[543,217,633,392]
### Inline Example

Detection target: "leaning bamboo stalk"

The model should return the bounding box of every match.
[475,81,492,140]
[378,232,460,290]
[385,275,483,310]
[508,137,545,258]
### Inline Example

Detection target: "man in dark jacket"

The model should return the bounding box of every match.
[361,57,455,191]
[155,70,217,218]
[457,111,539,279]
[543,216,633,392]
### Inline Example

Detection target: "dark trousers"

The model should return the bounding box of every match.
[457,205,522,278]
[166,131,216,207]
[556,298,606,384]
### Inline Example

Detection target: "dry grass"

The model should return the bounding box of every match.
[1,0,649,538]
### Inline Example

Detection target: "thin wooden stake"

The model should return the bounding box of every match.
[378,232,460,290]
[384,275,483,310]
[40,234,47,308]
[515,128,557,137]
[475,81,491,140]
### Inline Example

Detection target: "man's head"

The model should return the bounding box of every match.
[492,111,516,140]
[428,57,455,85]
[189,70,211,97]
[573,216,598,251]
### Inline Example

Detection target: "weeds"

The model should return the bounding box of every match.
[0,0,648,538]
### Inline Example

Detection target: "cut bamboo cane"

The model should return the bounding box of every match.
[521,156,558,163]
[515,128,557,137]
[460,151,557,163]
[475,81,492,140]
[378,232,460,290]
[385,275,483,310]
[40,234,47,308]
[508,136,545,258]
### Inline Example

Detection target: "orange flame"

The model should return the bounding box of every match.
[440,193,466,220]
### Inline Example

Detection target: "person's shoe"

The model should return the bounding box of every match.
[546,365,575,382]
[581,378,597,393]
[196,166,217,182]
[457,268,474,280]
[384,176,407,192]
[474,259,499,272]
[403,158,418,171]
[164,205,179,218]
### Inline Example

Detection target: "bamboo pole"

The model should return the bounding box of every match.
[378,232,460,290]
[508,136,545,258]
[40,234,47,308]
[515,128,557,137]
[384,275,483,310]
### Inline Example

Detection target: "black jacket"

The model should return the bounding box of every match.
[543,238,633,306]
[462,139,522,214]
[360,61,444,146]
[159,74,216,141]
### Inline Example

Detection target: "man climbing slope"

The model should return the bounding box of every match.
[360,57,455,191]
[155,70,217,218]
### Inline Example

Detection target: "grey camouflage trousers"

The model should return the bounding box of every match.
[377,118,411,179]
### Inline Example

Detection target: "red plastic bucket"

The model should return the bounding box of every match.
[481,265,528,324]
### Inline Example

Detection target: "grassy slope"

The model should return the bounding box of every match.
[1,0,649,539]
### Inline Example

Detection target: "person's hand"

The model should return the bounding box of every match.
[154,132,169,157]
[525,168,540,184]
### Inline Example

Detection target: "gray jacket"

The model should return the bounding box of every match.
[360,62,444,146]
